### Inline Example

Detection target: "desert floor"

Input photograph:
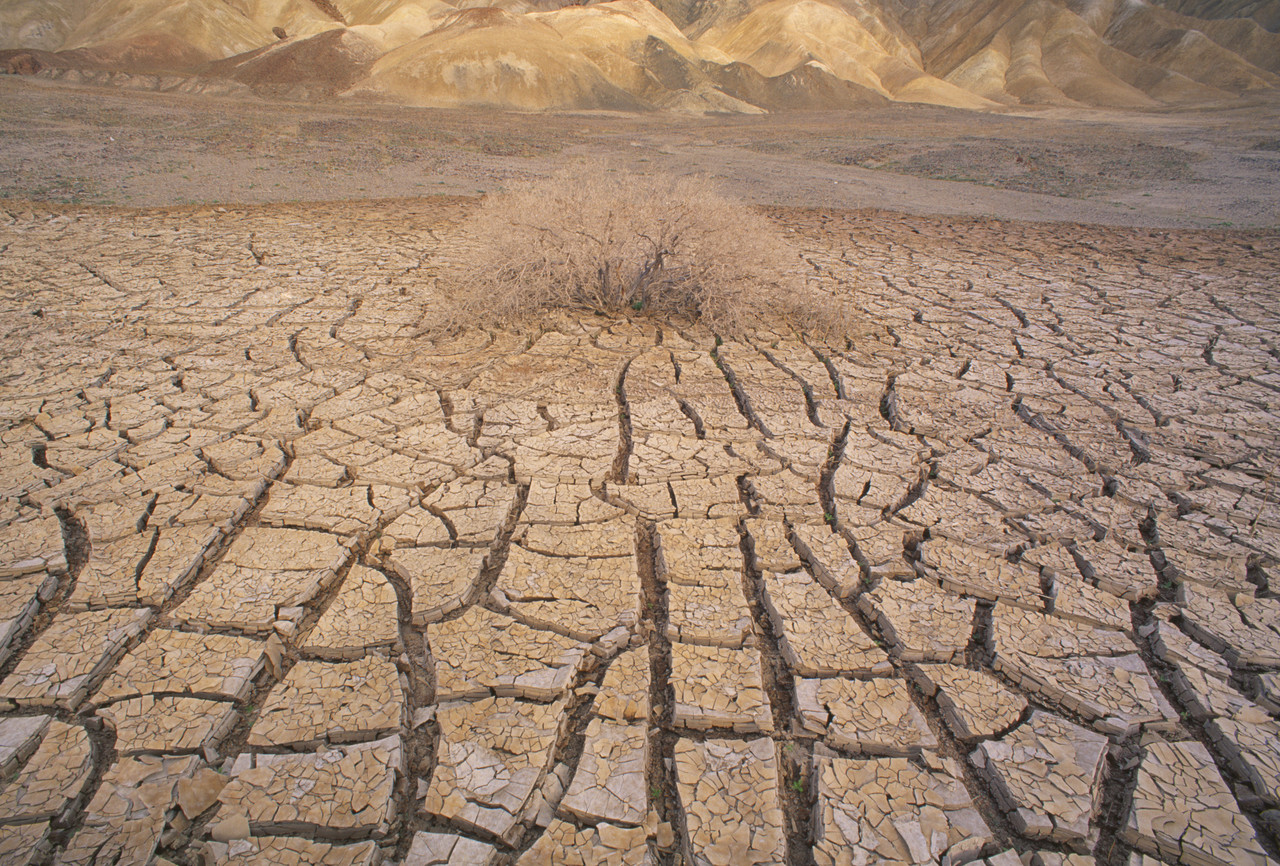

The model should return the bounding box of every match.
[0,78,1279,866]
[2,77,1279,226]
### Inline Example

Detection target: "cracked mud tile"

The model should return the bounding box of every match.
[1204,706,1280,807]
[669,476,749,520]
[796,677,937,754]
[629,397,699,438]
[259,481,384,536]
[149,475,265,530]
[812,752,993,866]
[657,519,753,647]
[0,822,50,865]
[957,459,1053,516]
[494,543,639,641]
[385,478,517,547]
[66,531,155,610]
[0,715,50,776]
[897,487,1019,554]
[919,537,1047,610]
[0,607,152,710]
[216,735,401,838]
[289,432,463,493]
[0,719,92,824]
[674,737,785,866]
[99,695,240,754]
[1162,544,1255,597]
[514,518,635,559]
[1121,740,1274,866]
[474,398,549,451]
[26,460,134,515]
[655,518,742,575]
[1019,853,1098,866]
[745,518,802,573]
[791,522,862,598]
[972,710,1108,848]
[989,605,1137,659]
[520,479,624,526]
[301,565,400,659]
[512,420,619,483]
[1048,575,1132,632]
[402,832,498,865]
[284,453,350,488]
[1070,538,1160,601]
[248,655,403,748]
[764,434,833,476]
[203,837,381,865]
[56,754,201,866]
[386,546,488,625]
[423,697,569,845]
[832,462,922,515]
[671,642,773,733]
[857,578,975,664]
[0,511,67,577]
[1151,619,1235,681]
[628,433,750,484]
[762,569,892,676]
[201,436,287,483]
[907,663,1028,744]
[1177,584,1280,668]
[860,535,924,589]
[136,524,223,606]
[91,628,264,703]
[994,653,1177,736]
[170,527,354,634]
[747,470,821,521]
[560,719,648,826]
[1020,542,1083,584]
[517,819,651,865]
[665,576,755,648]
[1169,653,1263,722]
[0,570,58,667]
[0,443,61,500]
[595,644,650,723]
[609,482,679,521]
[1258,672,1280,715]
[428,606,588,701]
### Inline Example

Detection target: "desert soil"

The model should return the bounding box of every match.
[0,76,1279,866]
[1,76,1279,227]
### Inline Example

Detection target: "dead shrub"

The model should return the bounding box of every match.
[432,164,847,337]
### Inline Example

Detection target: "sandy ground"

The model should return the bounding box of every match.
[1,76,1279,227]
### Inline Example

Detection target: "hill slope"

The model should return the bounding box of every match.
[1,0,1276,111]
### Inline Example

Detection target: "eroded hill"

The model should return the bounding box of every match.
[1,0,1278,112]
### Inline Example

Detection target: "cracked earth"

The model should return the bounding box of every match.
[0,198,1278,866]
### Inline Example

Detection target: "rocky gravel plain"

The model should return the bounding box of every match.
[0,197,1277,866]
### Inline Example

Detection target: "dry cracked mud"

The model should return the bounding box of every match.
[0,196,1277,866]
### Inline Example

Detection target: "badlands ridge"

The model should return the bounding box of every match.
[0,0,1278,112]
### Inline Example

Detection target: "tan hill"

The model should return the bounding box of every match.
[221,0,344,38]
[919,0,1219,108]
[707,58,892,108]
[203,26,382,96]
[350,7,644,109]
[1152,0,1280,30]
[343,0,456,51]
[1,0,1278,111]
[911,0,1278,107]
[0,0,95,52]
[56,0,272,70]
[699,0,1001,108]
[1103,0,1280,89]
